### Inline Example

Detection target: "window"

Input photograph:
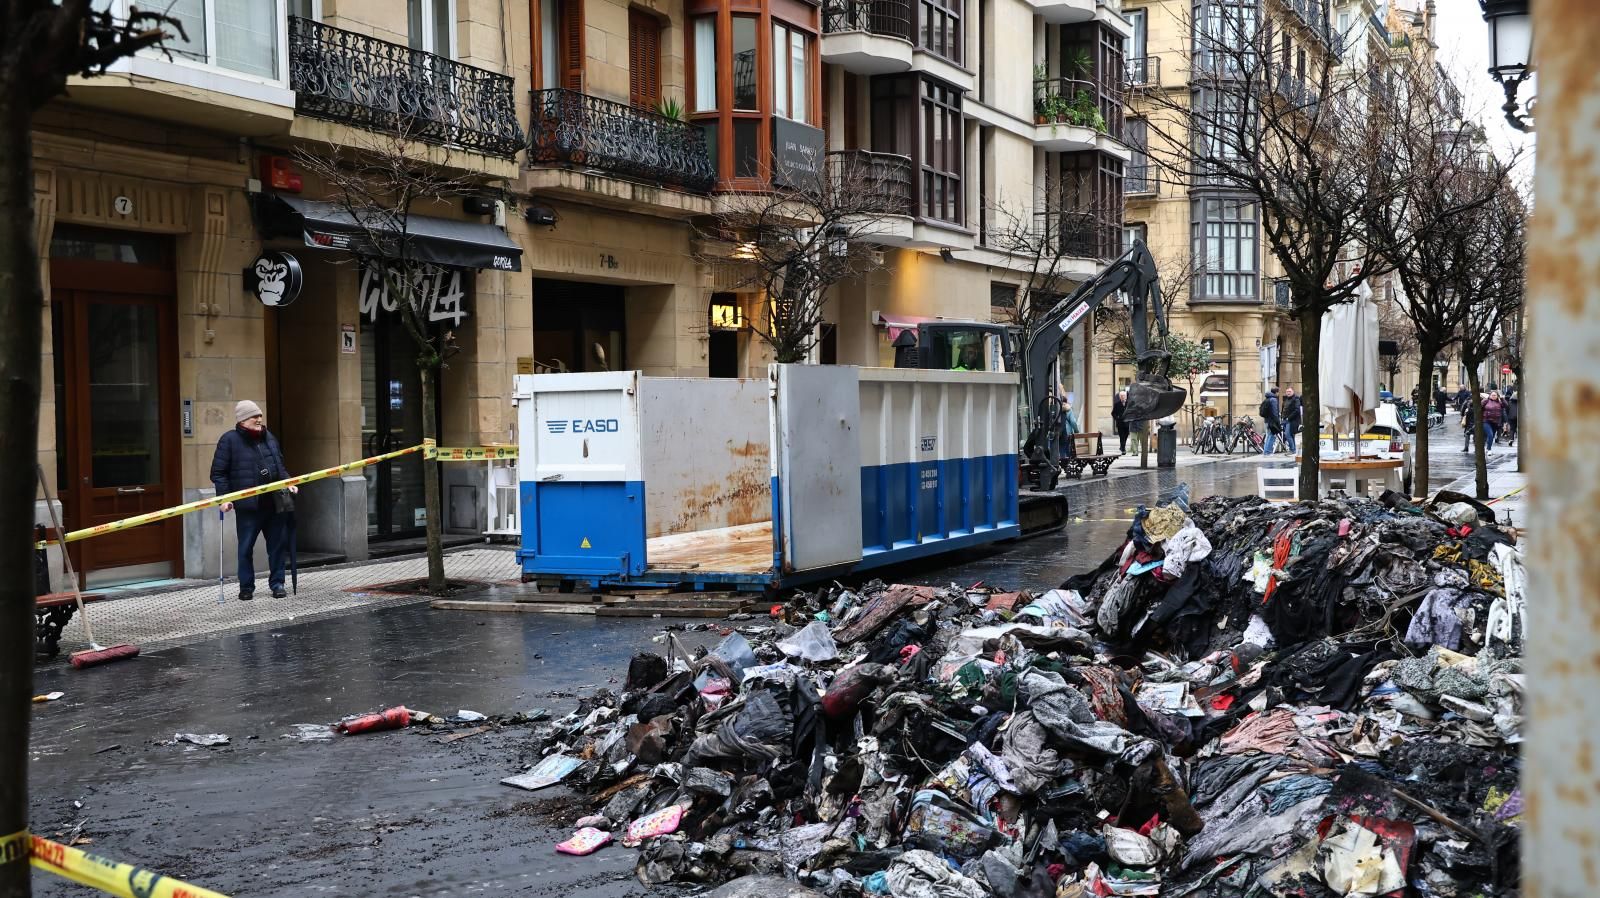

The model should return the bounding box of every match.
[630,9,663,109]
[1059,151,1123,258]
[692,16,717,111]
[538,0,583,90]
[692,3,820,185]
[288,0,318,19]
[1194,0,1256,76]
[160,0,283,79]
[1125,118,1151,193]
[1124,222,1148,252]
[408,0,456,58]
[773,22,812,122]
[733,16,758,110]
[990,283,1018,309]
[1127,9,1147,60]
[918,0,962,64]
[921,79,963,223]
[1191,197,1258,301]
[1194,87,1249,175]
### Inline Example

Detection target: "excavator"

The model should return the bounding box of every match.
[893,240,1187,529]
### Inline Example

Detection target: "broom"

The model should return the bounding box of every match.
[36,465,139,669]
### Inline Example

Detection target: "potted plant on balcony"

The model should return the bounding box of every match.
[1033,64,1054,123]
[657,96,685,121]
[1064,90,1107,133]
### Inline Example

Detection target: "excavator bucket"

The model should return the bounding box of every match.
[1124,376,1188,424]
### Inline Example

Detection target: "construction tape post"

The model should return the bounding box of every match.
[37,439,517,549]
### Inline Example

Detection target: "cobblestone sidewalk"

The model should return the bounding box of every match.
[46,546,521,661]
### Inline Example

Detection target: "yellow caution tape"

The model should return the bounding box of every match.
[426,446,518,461]
[0,828,27,867]
[36,440,436,549]
[28,834,231,898]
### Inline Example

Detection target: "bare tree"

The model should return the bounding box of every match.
[1376,295,1420,393]
[1138,4,1393,496]
[295,127,478,595]
[697,153,907,363]
[1455,184,1526,500]
[1365,63,1517,498]
[1,8,182,894]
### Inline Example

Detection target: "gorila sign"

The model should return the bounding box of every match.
[249,251,304,307]
[358,263,469,328]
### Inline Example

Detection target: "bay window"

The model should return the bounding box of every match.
[1191,197,1259,301]
[870,74,964,226]
[686,0,821,186]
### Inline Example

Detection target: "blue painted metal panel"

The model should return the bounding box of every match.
[860,453,1018,556]
[517,480,646,577]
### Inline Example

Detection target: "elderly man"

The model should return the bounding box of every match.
[210,400,298,600]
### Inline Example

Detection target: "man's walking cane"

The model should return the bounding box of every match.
[217,508,226,604]
[290,508,299,596]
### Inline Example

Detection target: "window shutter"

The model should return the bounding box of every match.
[630,9,662,110]
[560,0,584,92]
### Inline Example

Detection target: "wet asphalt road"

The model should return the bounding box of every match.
[27,449,1511,897]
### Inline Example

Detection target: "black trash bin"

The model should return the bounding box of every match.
[1157,421,1178,468]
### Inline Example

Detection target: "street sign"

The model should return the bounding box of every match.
[1502,364,1512,375]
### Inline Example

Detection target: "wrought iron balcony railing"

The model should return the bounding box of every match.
[1124,166,1159,197]
[1035,211,1122,261]
[288,16,523,160]
[824,0,915,41]
[1126,56,1161,88]
[527,89,717,194]
[828,150,913,214]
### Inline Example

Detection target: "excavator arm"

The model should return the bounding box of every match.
[1020,240,1186,480]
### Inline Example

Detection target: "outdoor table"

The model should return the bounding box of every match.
[1295,457,1403,498]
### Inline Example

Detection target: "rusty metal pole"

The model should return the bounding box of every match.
[1526,2,1600,894]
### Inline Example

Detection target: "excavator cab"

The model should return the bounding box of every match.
[895,322,1015,372]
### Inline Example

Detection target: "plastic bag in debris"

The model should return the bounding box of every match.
[683,686,794,766]
[704,876,829,898]
[885,849,990,898]
[699,632,758,686]
[1014,589,1093,629]
[903,790,1000,859]
[755,819,855,869]
[779,621,840,662]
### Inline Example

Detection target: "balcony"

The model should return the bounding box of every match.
[1283,0,1341,58]
[1126,56,1161,90]
[1035,211,1122,261]
[1272,71,1321,118]
[1124,166,1160,199]
[526,89,717,198]
[1021,0,1096,25]
[1032,78,1127,154]
[287,17,523,160]
[823,0,915,74]
[831,150,914,214]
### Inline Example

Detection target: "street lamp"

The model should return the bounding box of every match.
[1479,0,1534,132]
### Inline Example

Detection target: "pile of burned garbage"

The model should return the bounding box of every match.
[516,488,1524,897]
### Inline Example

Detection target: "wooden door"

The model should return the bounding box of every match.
[53,289,181,582]
[629,8,662,109]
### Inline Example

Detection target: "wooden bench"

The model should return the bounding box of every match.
[1060,432,1120,479]
[35,592,105,660]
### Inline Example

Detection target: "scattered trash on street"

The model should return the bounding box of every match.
[33,692,65,703]
[335,706,414,735]
[513,487,1523,897]
[172,733,230,747]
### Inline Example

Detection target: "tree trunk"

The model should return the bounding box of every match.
[1466,363,1489,500]
[1414,345,1436,498]
[1296,305,1322,499]
[419,362,446,593]
[0,94,42,898]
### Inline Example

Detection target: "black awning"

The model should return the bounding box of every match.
[261,195,522,272]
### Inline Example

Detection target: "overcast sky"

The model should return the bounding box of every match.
[1428,0,1536,169]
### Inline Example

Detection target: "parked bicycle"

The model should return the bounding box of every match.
[1230,415,1266,454]
[1191,414,1230,454]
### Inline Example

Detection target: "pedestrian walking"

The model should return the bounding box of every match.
[1281,387,1302,455]
[1482,390,1505,450]
[1433,386,1450,419]
[210,400,297,601]
[1259,388,1284,455]
[1503,382,1519,444]
[1112,389,1130,454]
